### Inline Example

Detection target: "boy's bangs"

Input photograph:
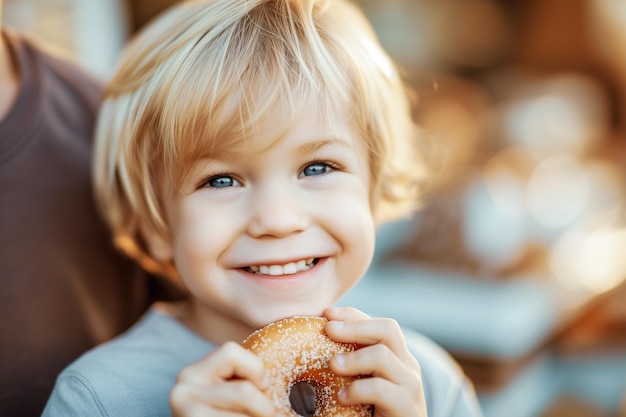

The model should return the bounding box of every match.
[155,6,353,186]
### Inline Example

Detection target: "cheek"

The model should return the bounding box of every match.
[324,184,376,269]
[175,221,215,257]
[333,204,375,295]
[169,199,231,271]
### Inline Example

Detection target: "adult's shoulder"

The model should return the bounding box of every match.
[4,29,102,119]
[11,29,103,90]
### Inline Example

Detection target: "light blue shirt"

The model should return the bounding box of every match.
[43,308,483,416]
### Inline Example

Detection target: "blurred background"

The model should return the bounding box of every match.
[4,0,626,416]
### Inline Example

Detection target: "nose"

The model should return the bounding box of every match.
[247,185,310,238]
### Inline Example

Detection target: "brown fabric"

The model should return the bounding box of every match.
[0,30,158,416]
[128,0,182,31]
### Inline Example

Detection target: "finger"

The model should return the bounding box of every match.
[171,380,276,417]
[323,306,371,321]
[330,344,419,385]
[177,342,268,389]
[340,377,427,417]
[325,317,409,358]
[339,376,397,408]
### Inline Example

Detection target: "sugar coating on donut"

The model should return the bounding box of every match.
[242,316,372,417]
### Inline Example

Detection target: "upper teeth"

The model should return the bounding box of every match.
[246,258,315,276]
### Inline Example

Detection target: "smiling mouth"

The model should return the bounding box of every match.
[243,258,319,276]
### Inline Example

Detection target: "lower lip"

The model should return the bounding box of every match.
[238,258,327,289]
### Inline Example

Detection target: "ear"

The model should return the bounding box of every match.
[140,224,173,263]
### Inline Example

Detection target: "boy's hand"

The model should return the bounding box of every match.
[324,306,428,417]
[170,341,276,417]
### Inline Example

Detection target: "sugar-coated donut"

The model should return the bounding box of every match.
[242,316,372,417]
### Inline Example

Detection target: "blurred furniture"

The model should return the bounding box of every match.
[339,220,626,417]
[345,1,626,414]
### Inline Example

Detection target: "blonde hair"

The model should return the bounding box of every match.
[94,0,428,277]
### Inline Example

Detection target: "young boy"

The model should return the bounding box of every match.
[44,0,483,416]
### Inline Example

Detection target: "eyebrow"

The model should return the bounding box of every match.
[296,137,353,154]
[193,137,354,167]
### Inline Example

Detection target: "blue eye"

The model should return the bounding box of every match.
[302,162,332,177]
[204,175,240,188]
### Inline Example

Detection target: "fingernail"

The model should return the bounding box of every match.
[262,373,271,389]
[328,321,344,331]
[335,354,346,368]
[338,388,348,402]
[324,306,339,316]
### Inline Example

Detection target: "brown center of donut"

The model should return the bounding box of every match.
[289,381,316,416]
